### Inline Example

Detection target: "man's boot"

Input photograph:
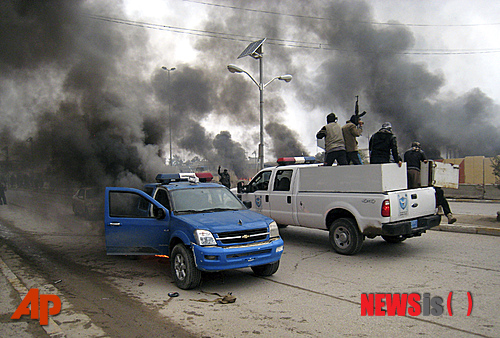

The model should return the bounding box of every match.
[447,213,457,224]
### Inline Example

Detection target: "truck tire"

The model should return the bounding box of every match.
[329,218,363,255]
[251,261,280,276]
[382,235,407,243]
[170,244,202,290]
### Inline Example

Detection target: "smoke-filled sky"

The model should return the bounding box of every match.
[0,0,499,186]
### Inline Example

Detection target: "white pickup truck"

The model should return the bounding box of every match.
[236,157,443,255]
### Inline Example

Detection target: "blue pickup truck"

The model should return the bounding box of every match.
[104,173,284,289]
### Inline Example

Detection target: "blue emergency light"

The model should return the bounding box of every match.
[277,156,317,166]
[155,173,181,184]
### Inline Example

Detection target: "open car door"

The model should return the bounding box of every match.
[104,187,170,255]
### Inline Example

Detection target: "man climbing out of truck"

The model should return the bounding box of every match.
[316,113,348,166]
[404,142,457,225]
[369,122,402,166]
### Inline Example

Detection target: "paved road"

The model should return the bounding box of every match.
[1,190,499,337]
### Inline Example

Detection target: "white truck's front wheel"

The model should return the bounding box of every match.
[329,218,363,255]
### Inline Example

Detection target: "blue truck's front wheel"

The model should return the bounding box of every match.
[171,244,202,290]
[251,261,280,276]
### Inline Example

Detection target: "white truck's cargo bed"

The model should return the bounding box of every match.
[297,163,408,193]
[421,161,460,189]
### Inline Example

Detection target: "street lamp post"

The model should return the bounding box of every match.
[227,64,292,169]
[161,66,176,166]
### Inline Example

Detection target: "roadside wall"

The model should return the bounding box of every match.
[443,184,500,200]
[441,156,497,185]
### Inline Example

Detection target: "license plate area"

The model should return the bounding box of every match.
[411,220,418,229]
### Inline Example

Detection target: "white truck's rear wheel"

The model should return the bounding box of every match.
[382,235,407,243]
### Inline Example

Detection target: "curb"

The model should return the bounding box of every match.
[449,198,500,204]
[0,256,65,338]
[432,224,500,236]
[0,249,108,338]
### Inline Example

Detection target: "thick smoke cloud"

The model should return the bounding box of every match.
[1,0,499,191]
[266,122,308,158]
[0,0,166,188]
[196,0,500,158]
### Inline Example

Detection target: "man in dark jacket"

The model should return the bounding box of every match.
[404,141,428,189]
[218,166,231,189]
[369,122,402,166]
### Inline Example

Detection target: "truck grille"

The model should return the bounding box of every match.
[216,228,269,245]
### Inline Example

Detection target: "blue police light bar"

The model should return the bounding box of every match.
[155,173,181,184]
[277,156,317,166]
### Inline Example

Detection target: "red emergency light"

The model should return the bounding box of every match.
[195,172,213,182]
[277,156,316,166]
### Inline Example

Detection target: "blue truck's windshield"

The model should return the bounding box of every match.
[171,187,244,214]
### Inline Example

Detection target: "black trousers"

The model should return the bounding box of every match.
[346,151,362,165]
[325,150,347,166]
[435,187,451,215]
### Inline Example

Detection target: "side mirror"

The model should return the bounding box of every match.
[243,201,252,209]
[237,181,245,194]
[154,207,167,220]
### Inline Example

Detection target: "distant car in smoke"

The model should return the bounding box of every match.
[72,187,103,219]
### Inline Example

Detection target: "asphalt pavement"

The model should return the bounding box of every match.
[1,200,499,337]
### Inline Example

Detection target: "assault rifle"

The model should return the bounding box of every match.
[352,96,366,126]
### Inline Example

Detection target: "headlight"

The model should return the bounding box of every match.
[269,221,280,238]
[194,229,217,246]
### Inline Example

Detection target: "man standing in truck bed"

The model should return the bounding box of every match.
[342,114,364,165]
[316,113,347,166]
[369,122,402,166]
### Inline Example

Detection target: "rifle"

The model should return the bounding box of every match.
[353,96,366,126]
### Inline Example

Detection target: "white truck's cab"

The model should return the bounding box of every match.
[237,157,443,255]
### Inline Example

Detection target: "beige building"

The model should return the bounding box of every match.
[441,156,498,185]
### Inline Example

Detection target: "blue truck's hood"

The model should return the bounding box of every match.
[175,209,272,233]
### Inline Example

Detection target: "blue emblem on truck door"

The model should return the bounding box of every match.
[398,193,408,216]
[255,195,262,208]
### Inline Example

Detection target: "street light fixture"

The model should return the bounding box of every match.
[227,63,292,169]
[161,66,176,166]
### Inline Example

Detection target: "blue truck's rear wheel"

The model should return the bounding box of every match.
[329,218,363,255]
[171,244,202,290]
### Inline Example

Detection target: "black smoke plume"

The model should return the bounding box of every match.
[196,0,500,159]
[1,0,499,192]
